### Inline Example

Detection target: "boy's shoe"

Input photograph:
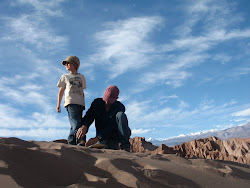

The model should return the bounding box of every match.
[88,141,107,149]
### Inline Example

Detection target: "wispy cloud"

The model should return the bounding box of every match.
[0,128,68,141]
[233,108,250,117]
[231,66,250,77]
[126,99,194,129]
[213,124,233,129]
[14,0,64,16]
[0,74,49,110]
[3,15,68,51]
[0,103,69,129]
[158,95,178,105]
[92,16,163,78]
[140,53,207,87]
[0,72,69,140]
[1,0,249,142]
[126,101,150,124]
[212,54,232,65]
[3,0,68,52]
[0,1,72,141]
[162,29,250,53]
[180,0,243,35]
[139,0,250,88]
[132,128,151,135]
[126,97,249,132]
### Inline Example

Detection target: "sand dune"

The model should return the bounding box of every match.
[0,137,250,188]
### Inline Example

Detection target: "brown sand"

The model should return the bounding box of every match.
[0,137,250,188]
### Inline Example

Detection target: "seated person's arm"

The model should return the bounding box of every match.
[76,99,97,140]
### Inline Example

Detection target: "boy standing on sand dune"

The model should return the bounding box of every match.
[56,56,87,145]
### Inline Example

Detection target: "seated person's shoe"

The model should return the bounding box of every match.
[77,139,86,146]
[88,141,108,149]
[120,143,131,152]
[121,147,130,152]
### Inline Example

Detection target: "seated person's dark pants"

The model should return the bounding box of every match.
[102,112,131,151]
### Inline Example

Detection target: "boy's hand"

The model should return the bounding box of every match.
[76,125,88,140]
[56,106,61,113]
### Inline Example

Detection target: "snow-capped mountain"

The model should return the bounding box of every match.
[147,122,250,146]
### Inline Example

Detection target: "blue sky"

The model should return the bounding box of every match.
[0,0,250,141]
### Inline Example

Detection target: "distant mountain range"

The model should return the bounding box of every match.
[148,122,250,146]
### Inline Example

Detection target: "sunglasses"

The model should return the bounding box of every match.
[64,62,72,65]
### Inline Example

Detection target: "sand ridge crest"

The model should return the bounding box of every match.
[0,137,250,187]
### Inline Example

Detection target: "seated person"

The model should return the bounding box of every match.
[76,85,131,151]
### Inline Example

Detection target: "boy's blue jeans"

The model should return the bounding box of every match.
[66,104,85,145]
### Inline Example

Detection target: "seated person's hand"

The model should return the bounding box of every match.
[76,125,88,140]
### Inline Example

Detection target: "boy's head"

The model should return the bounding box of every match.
[103,85,120,104]
[62,56,80,70]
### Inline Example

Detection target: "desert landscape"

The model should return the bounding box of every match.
[1,137,250,188]
[1,1,250,187]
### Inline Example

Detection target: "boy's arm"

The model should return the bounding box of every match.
[56,87,65,113]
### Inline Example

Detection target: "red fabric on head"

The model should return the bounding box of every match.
[103,85,120,104]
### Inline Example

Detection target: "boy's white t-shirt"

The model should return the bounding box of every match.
[57,73,87,107]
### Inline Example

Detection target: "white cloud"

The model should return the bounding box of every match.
[0,128,68,141]
[3,0,68,52]
[213,124,233,129]
[14,0,64,16]
[0,75,50,110]
[163,29,250,53]
[189,0,209,13]
[199,99,215,111]
[0,0,249,142]
[142,29,250,88]
[85,0,250,87]
[126,101,149,124]
[231,66,250,77]
[158,95,178,105]
[3,15,68,51]
[212,54,232,64]
[132,128,151,135]
[0,103,69,129]
[126,99,196,128]
[232,108,250,117]
[19,84,43,91]
[186,0,243,34]
[93,16,163,78]
[159,95,178,100]
[233,118,249,122]
[140,0,250,88]
[118,95,130,102]
[141,53,207,87]
[125,97,248,131]
[179,100,189,108]
[221,100,237,108]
